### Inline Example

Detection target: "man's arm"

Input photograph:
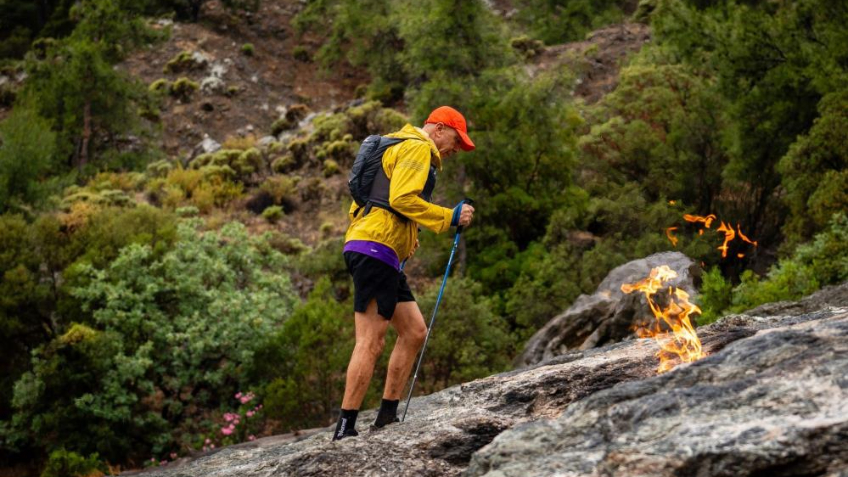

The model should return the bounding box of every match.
[388,142,453,233]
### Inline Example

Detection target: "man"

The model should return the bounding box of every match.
[333,106,476,440]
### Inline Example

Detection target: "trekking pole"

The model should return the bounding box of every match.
[401,199,473,422]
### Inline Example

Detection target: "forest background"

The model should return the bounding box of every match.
[0,0,846,475]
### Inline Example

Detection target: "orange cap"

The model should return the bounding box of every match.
[425,106,475,152]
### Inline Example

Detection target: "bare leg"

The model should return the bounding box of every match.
[383,301,428,400]
[341,299,390,410]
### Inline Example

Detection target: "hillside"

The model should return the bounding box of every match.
[1,1,845,475]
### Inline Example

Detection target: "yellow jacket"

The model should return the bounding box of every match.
[345,124,454,260]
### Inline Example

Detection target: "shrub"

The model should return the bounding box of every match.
[271,154,297,174]
[265,231,308,255]
[40,448,106,477]
[260,176,297,206]
[414,278,514,394]
[222,134,257,151]
[322,159,339,177]
[163,50,205,74]
[251,277,351,430]
[271,117,295,135]
[510,36,544,59]
[320,222,334,237]
[0,106,57,212]
[262,205,284,223]
[169,77,199,102]
[149,78,171,94]
[241,43,255,56]
[697,267,733,325]
[6,222,298,464]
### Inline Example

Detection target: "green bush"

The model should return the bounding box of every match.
[723,213,848,315]
[322,159,340,177]
[163,50,201,73]
[149,78,171,94]
[510,36,544,59]
[6,221,298,463]
[697,267,733,325]
[40,448,105,477]
[252,277,351,430]
[169,77,199,102]
[0,106,57,212]
[414,277,514,395]
[262,205,284,223]
[241,43,255,56]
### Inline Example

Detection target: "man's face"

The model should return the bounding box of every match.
[432,123,463,159]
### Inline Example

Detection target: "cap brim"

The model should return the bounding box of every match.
[458,129,475,151]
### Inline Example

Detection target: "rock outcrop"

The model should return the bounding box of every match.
[517,251,700,367]
[135,282,848,477]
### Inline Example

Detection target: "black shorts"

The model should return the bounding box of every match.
[344,251,415,320]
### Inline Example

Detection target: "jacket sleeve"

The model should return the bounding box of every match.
[387,141,453,233]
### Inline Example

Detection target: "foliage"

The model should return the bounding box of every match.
[701,213,848,318]
[777,90,848,249]
[0,106,57,212]
[241,43,254,56]
[40,448,105,477]
[696,266,732,325]
[4,221,297,463]
[261,205,283,223]
[511,0,630,44]
[169,77,199,102]
[251,277,352,430]
[413,277,513,394]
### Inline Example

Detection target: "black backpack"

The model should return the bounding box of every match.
[348,135,437,221]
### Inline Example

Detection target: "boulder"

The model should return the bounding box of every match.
[133,282,848,477]
[187,134,221,164]
[516,251,700,367]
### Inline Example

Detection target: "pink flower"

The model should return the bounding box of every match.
[224,412,237,422]
[160,460,168,466]
[210,444,216,449]
[170,452,177,459]
[246,410,254,418]
[205,438,211,444]
[221,427,233,435]
[248,435,256,441]
[258,404,263,409]
[235,392,242,399]
[228,423,236,430]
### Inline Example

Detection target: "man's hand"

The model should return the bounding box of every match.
[458,204,474,227]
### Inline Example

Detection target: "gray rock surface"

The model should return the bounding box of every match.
[517,252,700,367]
[133,282,848,477]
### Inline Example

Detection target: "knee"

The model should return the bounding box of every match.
[359,336,385,358]
[407,324,427,349]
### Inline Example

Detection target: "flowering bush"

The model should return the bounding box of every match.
[4,221,297,465]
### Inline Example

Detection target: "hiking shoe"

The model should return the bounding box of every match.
[332,428,359,441]
[370,416,400,431]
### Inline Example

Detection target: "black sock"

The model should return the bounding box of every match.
[373,399,400,428]
[333,409,359,440]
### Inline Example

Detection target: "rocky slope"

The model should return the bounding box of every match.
[133,278,848,477]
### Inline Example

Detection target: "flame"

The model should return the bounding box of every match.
[683,214,716,229]
[715,221,735,258]
[665,227,679,247]
[621,266,705,373]
[737,224,758,247]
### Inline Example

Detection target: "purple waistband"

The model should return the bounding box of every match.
[343,240,400,270]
